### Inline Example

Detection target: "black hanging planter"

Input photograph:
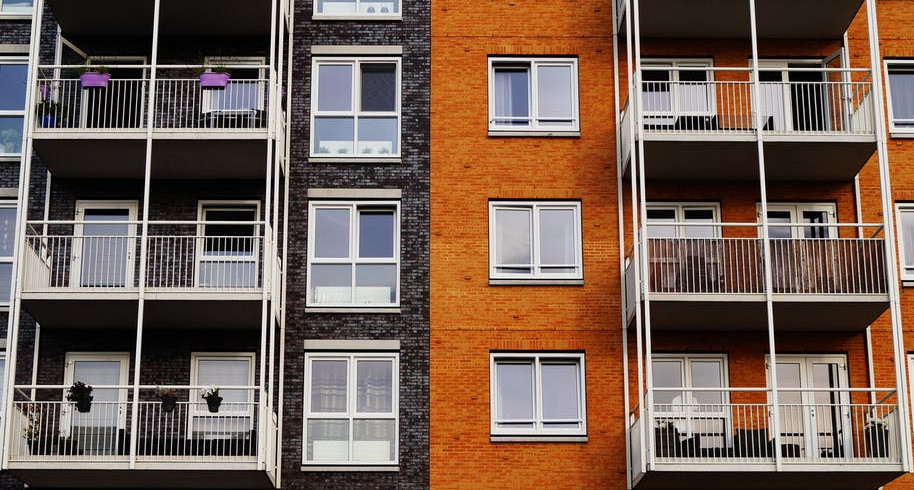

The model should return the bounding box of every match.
[160,395,178,414]
[205,396,223,413]
[74,396,93,414]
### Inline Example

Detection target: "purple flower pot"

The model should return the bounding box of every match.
[199,72,231,89]
[79,72,110,88]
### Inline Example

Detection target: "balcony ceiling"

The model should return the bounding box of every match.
[634,469,903,490]
[622,0,864,39]
[9,468,273,489]
[47,0,272,37]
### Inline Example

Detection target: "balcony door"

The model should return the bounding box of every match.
[761,203,836,293]
[62,352,130,456]
[757,60,830,133]
[641,60,714,129]
[202,57,266,129]
[195,202,259,289]
[71,201,137,288]
[768,355,851,460]
[81,56,147,129]
[645,203,720,293]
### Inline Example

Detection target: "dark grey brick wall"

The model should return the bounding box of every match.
[283,0,430,487]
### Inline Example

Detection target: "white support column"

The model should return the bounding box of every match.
[1,0,45,469]
[128,0,161,469]
[864,0,913,471]
[747,0,782,471]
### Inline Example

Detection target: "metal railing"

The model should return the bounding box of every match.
[769,238,886,294]
[8,386,262,463]
[648,388,901,465]
[21,221,265,293]
[634,67,875,137]
[646,237,764,294]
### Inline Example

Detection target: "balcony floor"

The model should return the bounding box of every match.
[9,464,274,489]
[633,466,903,490]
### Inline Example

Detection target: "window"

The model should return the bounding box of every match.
[652,354,728,452]
[759,203,835,239]
[645,202,719,238]
[488,201,583,280]
[190,353,255,436]
[311,58,400,158]
[645,203,721,293]
[307,201,400,306]
[897,204,914,281]
[488,57,579,132]
[304,352,398,464]
[0,58,27,157]
[314,0,399,18]
[0,0,32,14]
[203,57,266,115]
[197,202,260,289]
[0,201,14,304]
[490,353,586,436]
[642,59,713,127]
[887,61,914,134]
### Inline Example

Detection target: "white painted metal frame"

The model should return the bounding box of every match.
[188,352,256,436]
[488,200,584,280]
[645,202,721,238]
[489,352,587,436]
[71,200,139,289]
[309,56,402,158]
[302,351,400,465]
[194,200,262,289]
[0,56,28,160]
[306,200,401,307]
[487,57,581,132]
[884,59,914,135]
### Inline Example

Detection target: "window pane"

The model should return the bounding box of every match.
[0,263,12,304]
[356,360,393,413]
[314,117,354,155]
[0,64,27,110]
[357,117,398,155]
[902,210,914,268]
[646,208,677,238]
[683,208,715,238]
[310,360,348,413]
[890,70,914,127]
[496,362,534,420]
[360,0,398,14]
[0,116,23,154]
[0,0,32,12]
[355,264,397,304]
[203,208,257,255]
[494,208,531,272]
[642,68,672,113]
[652,360,683,407]
[360,64,396,112]
[196,359,251,406]
[537,65,573,124]
[359,210,394,258]
[690,361,723,407]
[0,207,16,257]
[318,0,355,14]
[307,419,349,462]
[539,209,576,267]
[353,419,396,462]
[493,68,530,126]
[311,264,352,304]
[767,210,793,239]
[317,64,352,112]
[541,363,580,421]
[0,358,5,404]
[315,208,350,259]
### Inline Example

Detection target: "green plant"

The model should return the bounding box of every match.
[195,65,229,76]
[78,65,109,75]
[66,381,93,401]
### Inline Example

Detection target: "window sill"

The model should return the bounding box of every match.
[890,132,914,139]
[489,278,584,286]
[488,130,580,138]
[490,435,588,443]
[309,157,402,164]
[302,465,400,472]
[902,280,914,288]
[312,14,402,21]
[0,14,32,20]
[305,307,401,314]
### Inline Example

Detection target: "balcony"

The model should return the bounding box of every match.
[7,386,277,489]
[620,67,876,182]
[32,66,275,179]
[629,388,904,490]
[19,221,270,329]
[624,228,889,330]
[46,0,273,38]
[616,0,864,39]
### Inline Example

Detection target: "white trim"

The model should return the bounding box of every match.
[645,201,721,238]
[896,203,914,281]
[72,200,138,289]
[489,352,587,437]
[487,57,580,133]
[488,200,583,280]
[306,200,401,307]
[885,60,914,136]
[304,339,401,351]
[302,351,400,466]
[641,58,716,124]
[311,46,403,56]
[307,188,402,200]
[188,352,257,437]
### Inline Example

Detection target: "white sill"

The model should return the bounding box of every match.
[890,131,914,139]
[0,13,32,20]
[312,14,402,21]
[488,130,580,138]
[302,465,400,472]
[305,307,401,314]
[490,435,588,443]
[309,156,401,164]
[489,278,584,286]
[902,280,914,288]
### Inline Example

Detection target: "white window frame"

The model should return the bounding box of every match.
[0,200,15,306]
[489,352,586,436]
[61,352,130,438]
[885,59,914,135]
[189,352,256,436]
[645,202,721,238]
[651,354,730,428]
[488,200,583,280]
[306,200,401,307]
[896,203,914,281]
[303,351,400,465]
[757,202,837,239]
[312,0,401,20]
[641,58,716,119]
[310,57,402,158]
[0,57,28,159]
[0,0,33,17]
[487,57,580,132]
[195,200,261,289]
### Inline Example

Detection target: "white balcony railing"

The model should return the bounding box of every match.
[21,221,266,294]
[34,66,272,133]
[634,67,875,137]
[8,386,264,464]
[644,388,901,465]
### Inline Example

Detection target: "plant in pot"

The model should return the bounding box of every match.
[197,65,230,89]
[66,381,94,413]
[156,387,179,414]
[201,386,222,413]
[865,417,890,458]
[79,65,111,88]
